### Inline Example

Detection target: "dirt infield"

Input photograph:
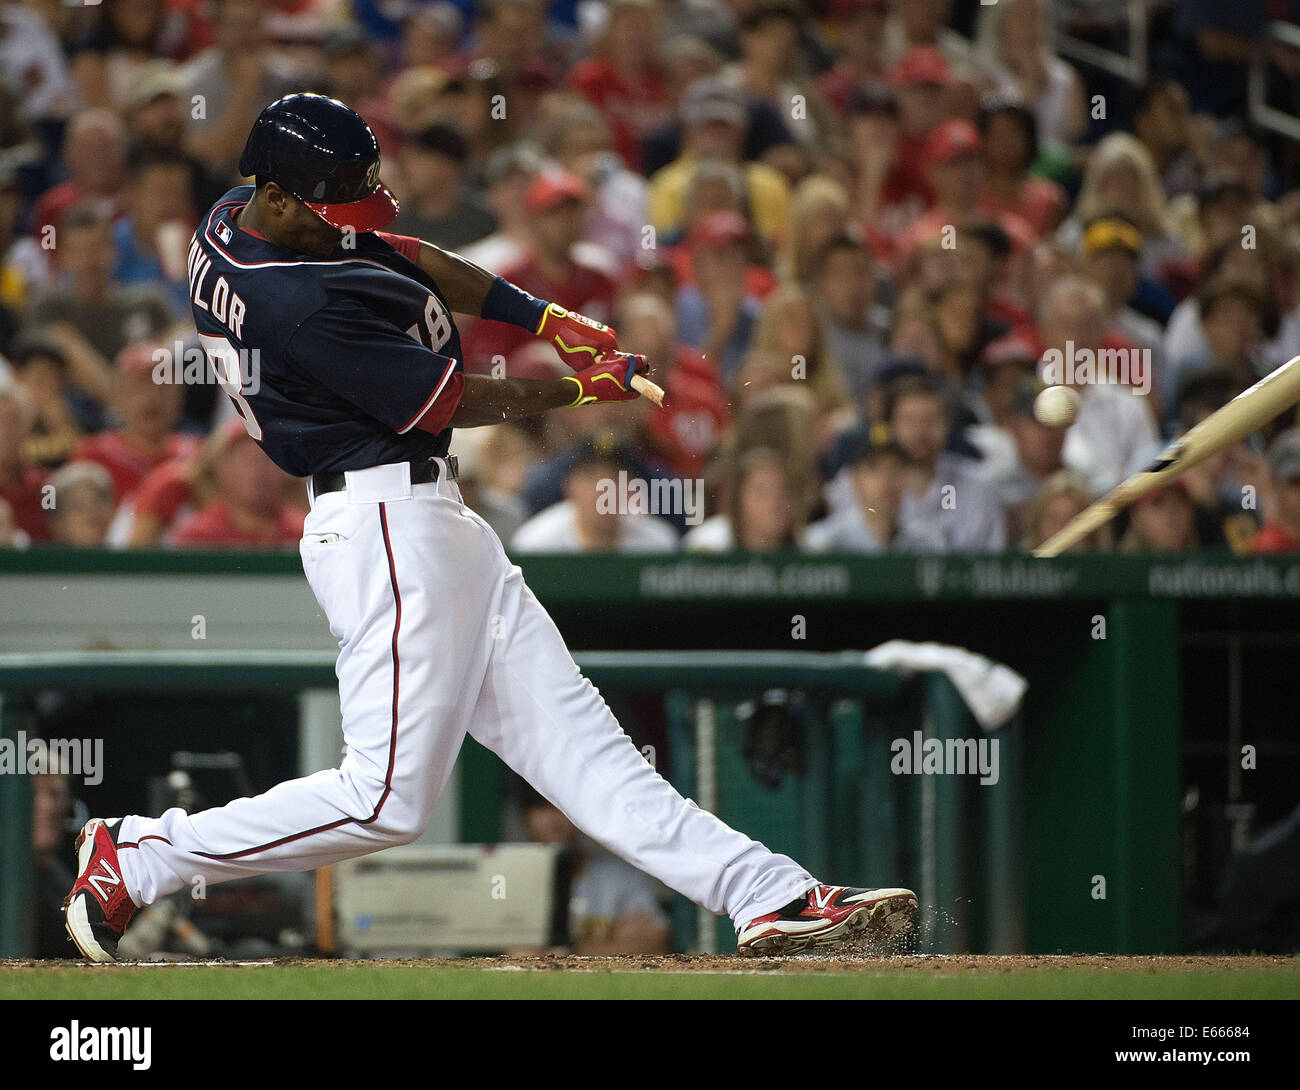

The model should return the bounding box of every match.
[2,953,1295,974]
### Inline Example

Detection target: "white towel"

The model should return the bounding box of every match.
[862,640,1027,731]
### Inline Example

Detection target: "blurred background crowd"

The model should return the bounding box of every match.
[3,0,1300,555]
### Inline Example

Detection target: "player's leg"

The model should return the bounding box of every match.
[462,529,816,929]
[103,483,494,908]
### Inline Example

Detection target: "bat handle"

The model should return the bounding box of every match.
[630,373,665,407]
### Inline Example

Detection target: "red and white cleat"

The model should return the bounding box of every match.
[737,885,918,955]
[63,818,137,962]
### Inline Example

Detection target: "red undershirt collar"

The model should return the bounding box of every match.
[233,205,269,241]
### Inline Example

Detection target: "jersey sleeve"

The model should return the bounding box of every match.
[374,232,422,263]
[283,297,464,437]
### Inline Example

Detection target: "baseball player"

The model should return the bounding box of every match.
[64,94,916,960]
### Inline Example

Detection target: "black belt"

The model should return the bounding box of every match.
[311,455,458,497]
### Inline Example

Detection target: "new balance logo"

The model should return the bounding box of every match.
[811,886,839,910]
[86,859,121,900]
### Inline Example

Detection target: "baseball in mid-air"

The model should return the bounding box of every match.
[1034,384,1080,428]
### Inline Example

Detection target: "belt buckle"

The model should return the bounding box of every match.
[446,454,459,480]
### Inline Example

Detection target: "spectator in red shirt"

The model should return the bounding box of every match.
[896,118,1034,266]
[31,109,129,251]
[617,291,728,478]
[569,0,673,174]
[1250,430,1300,554]
[0,379,50,543]
[70,342,197,505]
[170,421,303,549]
[466,168,617,372]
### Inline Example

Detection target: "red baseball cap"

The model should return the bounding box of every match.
[888,45,952,89]
[524,168,590,213]
[926,118,982,166]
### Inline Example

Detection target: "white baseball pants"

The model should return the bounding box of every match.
[115,459,816,929]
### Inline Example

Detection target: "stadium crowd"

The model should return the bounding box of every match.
[2,0,1300,555]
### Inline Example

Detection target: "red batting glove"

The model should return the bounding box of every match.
[535,303,620,370]
[562,352,648,406]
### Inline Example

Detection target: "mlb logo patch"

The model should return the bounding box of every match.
[216,222,232,243]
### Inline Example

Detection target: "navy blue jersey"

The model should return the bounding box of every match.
[188,186,464,476]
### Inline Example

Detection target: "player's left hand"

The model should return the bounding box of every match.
[563,351,648,406]
[535,303,619,370]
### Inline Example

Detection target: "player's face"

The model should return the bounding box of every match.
[280,199,346,258]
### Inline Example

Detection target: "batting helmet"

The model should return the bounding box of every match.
[239,93,399,233]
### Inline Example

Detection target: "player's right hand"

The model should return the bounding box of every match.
[562,352,648,406]
[535,303,620,370]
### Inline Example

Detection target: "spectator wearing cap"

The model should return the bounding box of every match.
[896,118,1035,267]
[1057,133,1185,299]
[674,211,764,386]
[46,461,115,547]
[169,420,303,549]
[976,95,1068,240]
[816,0,891,113]
[124,61,231,214]
[6,334,83,468]
[1119,480,1198,553]
[510,433,679,553]
[111,147,196,318]
[1080,215,1165,374]
[1249,429,1300,554]
[30,110,130,251]
[867,45,952,222]
[538,101,650,272]
[465,167,617,370]
[888,374,1007,552]
[389,122,496,250]
[568,0,673,174]
[69,342,198,507]
[804,425,942,552]
[0,378,50,542]
[809,233,890,406]
[647,76,791,247]
[973,0,1088,151]
[683,446,805,553]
